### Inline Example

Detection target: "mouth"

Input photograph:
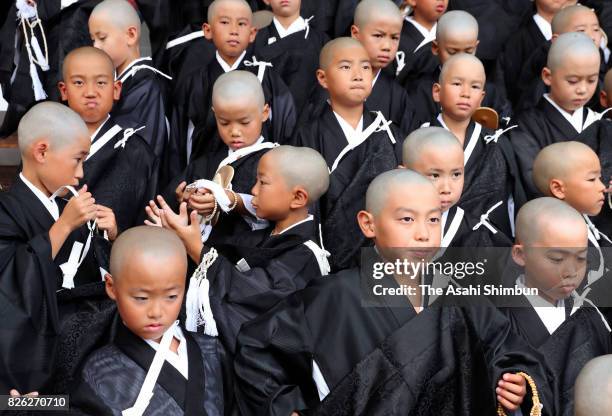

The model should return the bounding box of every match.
[85,101,98,109]
[435,4,446,12]
[377,55,391,63]
[227,39,240,47]
[440,200,452,209]
[407,248,436,260]
[143,323,164,332]
[456,102,471,111]
[230,140,244,149]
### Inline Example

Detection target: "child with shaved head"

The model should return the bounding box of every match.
[399,0,448,58]
[293,37,400,271]
[404,9,512,124]
[89,0,171,160]
[70,226,224,416]
[59,46,158,232]
[425,53,524,238]
[575,355,612,416]
[0,102,116,393]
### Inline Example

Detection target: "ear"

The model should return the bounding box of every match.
[203,23,213,40]
[248,26,258,44]
[290,186,309,209]
[105,273,117,300]
[473,39,480,53]
[316,69,328,89]
[113,80,122,101]
[357,210,376,238]
[350,24,360,40]
[511,244,526,267]
[600,90,609,109]
[477,89,486,106]
[542,67,552,86]
[431,40,439,56]
[407,0,417,6]
[551,33,559,42]
[549,178,566,199]
[58,81,68,101]
[126,26,139,47]
[398,164,406,169]
[432,82,442,103]
[261,103,270,122]
[262,0,271,5]
[32,141,49,164]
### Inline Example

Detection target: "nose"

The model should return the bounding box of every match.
[230,21,239,35]
[576,81,587,95]
[251,181,259,196]
[147,300,162,320]
[85,81,96,97]
[413,220,429,242]
[75,161,84,180]
[597,177,606,192]
[460,84,470,98]
[352,65,364,81]
[439,177,451,195]
[230,125,241,137]
[93,39,101,49]
[381,37,391,52]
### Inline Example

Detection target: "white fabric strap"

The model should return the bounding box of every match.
[86,124,123,161]
[166,31,204,50]
[395,51,406,76]
[185,179,232,213]
[571,289,612,332]
[472,200,503,234]
[584,107,612,130]
[484,124,518,144]
[372,111,396,144]
[119,64,172,82]
[185,248,219,336]
[216,141,278,172]
[303,240,331,276]
[17,0,49,100]
[122,321,178,416]
[243,56,273,82]
[0,85,8,111]
[441,207,464,248]
[312,359,330,401]
[584,215,608,285]
[303,15,314,39]
[114,126,146,149]
[463,122,482,166]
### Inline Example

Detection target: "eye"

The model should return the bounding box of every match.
[452,81,461,86]
[400,216,414,223]
[392,35,400,41]
[241,120,251,125]
[219,121,229,126]
[429,173,440,179]
[239,22,247,26]
[167,294,178,300]
[363,63,371,70]
[340,64,350,70]
[133,296,147,301]
[452,171,462,178]
[97,81,107,86]
[74,80,83,86]
[548,257,563,264]
[429,217,441,224]
[577,256,587,263]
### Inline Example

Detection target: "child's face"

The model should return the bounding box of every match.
[251,153,294,220]
[407,0,448,24]
[433,60,485,122]
[203,3,256,62]
[513,219,588,304]
[543,53,600,113]
[264,0,300,19]
[58,54,121,126]
[89,14,136,71]
[37,136,90,195]
[433,34,478,64]
[561,10,603,47]
[317,46,373,107]
[106,255,186,342]
[555,151,606,216]
[352,17,402,70]
[410,146,464,212]
[213,98,269,151]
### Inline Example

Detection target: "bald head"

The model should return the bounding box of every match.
[402,127,462,168]
[366,169,435,216]
[208,0,252,23]
[90,0,141,32]
[212,70,265,110]
[515,197,586,245]
[547,32,599,71]
[439,52,485,84]
[18,102,88,155]
[265,146,330,203]
[575,355,612,416]
[354,0,402,29]
[533,141,597,195]
[319,37,366,70]
[110,226,187,278]
[436,10,478,43]
[62,46,115,80]
[551,4,596,34]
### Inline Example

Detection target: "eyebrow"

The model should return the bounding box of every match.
[546,248,588,255]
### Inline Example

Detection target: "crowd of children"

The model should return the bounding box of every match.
[1,0,612,414]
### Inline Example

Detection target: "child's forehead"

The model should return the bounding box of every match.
[330,46,369,62]
[361,14,403,31]
[212,2,253,21]
[65,55,114,77]
[443,60,485,80]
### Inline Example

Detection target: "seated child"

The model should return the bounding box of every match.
[59,46,158,232]
[511,32,603,199]
[574,355,612,416]
[293,37,400,271]
[253,0,328,113]
[70,226,224,416]
[404,10,512,125]
[89,0,171,159]
[168,0,297,182]
[402,126,512,247]
[234,169,552,415]
[0,102,115,393]
[426,53,523,238]
[153,145,330,354]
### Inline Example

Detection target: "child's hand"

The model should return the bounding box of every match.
[95,205,118,241]
[157,196,203,262]
[497,373,526,412]
[188,190,216,216]
[57,185,97,232]
[175,181,187,203]
[144,200,163,227]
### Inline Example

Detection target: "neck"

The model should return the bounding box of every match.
[441,113,470,145]
[117,50,142,76]
[218,50,243,67]
[412,12,436,31]
[272,209,309,235]
[394,270,423,312]
[331,100,364,129]
[275,13,301,29]
[87,117,108,138]
[536,7,554,24]
[21,165,51,197]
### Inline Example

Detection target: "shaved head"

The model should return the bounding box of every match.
[319,37,366,70]
[551,4,596,34]
[90,0,141,32]
[18,102,88,155]
[436,10,478,43]
[354,0,402,29]
[439,52,485,84]
[212,70,265,110]
[402,127,462,168]
[62,46,115,80]
[547,32,599,71]
[366,169,435,216]
[264,146,330,203]
[575,355,612,416]
[533,141,597,195]
[208,0,252,23]
[110,226,187,278]
[515,197,586,246]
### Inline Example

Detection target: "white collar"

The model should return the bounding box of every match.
[372,69,382,87]
[227,136,265,157]
[532,14,552,41]
[117,57,152,80]
[90,115,111,142]
[406,16,437,42]
[333,111,364,145]
[441,209,449,239]
[543,94,585,133]
[273,16,306,39]
[216,50,247,72]
[516,274,567,334]
[143,325,189,379]
[276,214,314,235]
[19,173,60,221]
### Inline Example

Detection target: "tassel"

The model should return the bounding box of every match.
[30,36,49,71]
[29,61,47,101]
[185,276,200,332]
[198,277,218,337]
[184,248,219,336]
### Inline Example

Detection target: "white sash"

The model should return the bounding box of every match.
[584,215,610,286]
[441,207,464,248]
[395,51,406,76]
[118,58,172,82]
[166,31,204,50]
[86,124,123,161]
[472,201,503,234]
[303,240,331,276]
[583,107,612,130]
[243,56,273,82]
[216,141,278,173]
[436,114,482,166]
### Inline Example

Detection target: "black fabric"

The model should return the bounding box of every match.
[443,205,513,248]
